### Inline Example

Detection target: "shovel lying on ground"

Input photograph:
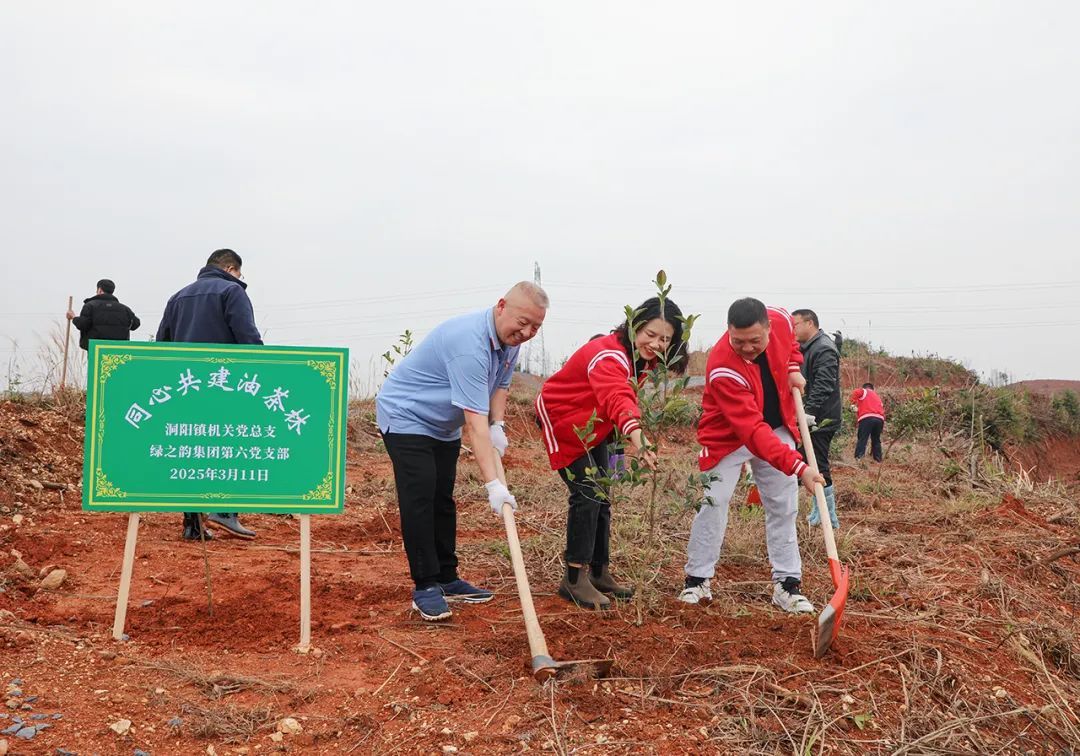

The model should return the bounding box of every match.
[792,387,851,658]
[493,455,614,681]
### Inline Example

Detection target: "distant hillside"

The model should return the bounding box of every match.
[1010,379,1080,396]
[837,337,977,390]
[685,336,978,391]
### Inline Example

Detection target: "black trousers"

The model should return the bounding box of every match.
[802,427,837,487]
[382,432,461,588]
[855,418,884,462]
[559,444,611,567]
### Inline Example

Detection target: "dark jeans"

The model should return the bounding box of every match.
[802,427,837,487]
[382,432,462,589]
[559,444,611,567]
[855,418,884,462]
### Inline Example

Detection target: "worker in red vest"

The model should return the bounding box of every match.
[851,383,885,462]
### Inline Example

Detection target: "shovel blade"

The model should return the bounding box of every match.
[814,557,850,659]
[532,655,614,682]
[746,484,762,506]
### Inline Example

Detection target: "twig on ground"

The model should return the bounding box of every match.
[1038,545,1080,565]
[371,659,404,697]
[446,659,497,693]
[377,631,429,664]
[891,707,1052,755]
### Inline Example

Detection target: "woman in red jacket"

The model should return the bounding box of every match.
[536,297,687,610]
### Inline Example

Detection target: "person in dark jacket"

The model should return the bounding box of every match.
[156,249,263,541]
[792,309,842,529]
[66,279,141,350]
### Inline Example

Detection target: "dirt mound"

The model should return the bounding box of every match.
[1008,435,1080,482]
[0,398,84,514]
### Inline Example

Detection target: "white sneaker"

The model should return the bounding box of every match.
[772,579,815,614]
[677,581,712,604]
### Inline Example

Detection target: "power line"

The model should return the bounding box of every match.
[264,284,501,312]
[10,295,1077,326]
[546,279,1080,296]
[859,320,1080,332]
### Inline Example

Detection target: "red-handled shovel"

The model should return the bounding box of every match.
[792,387,850,658]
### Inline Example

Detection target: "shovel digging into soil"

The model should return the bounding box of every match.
[493,455,614,681]
[792,387,851,658]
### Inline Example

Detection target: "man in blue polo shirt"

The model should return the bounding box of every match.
[377,282,549,621]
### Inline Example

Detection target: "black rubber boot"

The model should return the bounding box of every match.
[557,565,611,611]
[589,564,634,600]
[182,513,213,541]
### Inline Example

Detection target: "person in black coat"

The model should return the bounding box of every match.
[66,279,141,350]
[792,309,842,530]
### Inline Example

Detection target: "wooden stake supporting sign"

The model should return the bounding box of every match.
[110,513,317,651]
[296,514,312,653]
[86,342,349,648]
[111,513,141,641]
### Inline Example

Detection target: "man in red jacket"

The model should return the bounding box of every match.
[679,298,824,613]
[851,383,885,462]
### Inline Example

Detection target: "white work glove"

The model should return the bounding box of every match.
[485,479,517,516]
[489,421,508,457]
[805,413,817,429]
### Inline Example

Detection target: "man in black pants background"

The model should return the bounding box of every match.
[852,383,886,463]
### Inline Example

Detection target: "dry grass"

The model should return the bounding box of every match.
[135,659,301,699]
[178,700,280,743]
[490,411,1080,753]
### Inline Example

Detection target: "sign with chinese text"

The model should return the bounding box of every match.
[83,342,349,514]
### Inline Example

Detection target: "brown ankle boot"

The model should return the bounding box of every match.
[589,564,634,600]
[557,565,611,610]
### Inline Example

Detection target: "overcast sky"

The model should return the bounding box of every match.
[3,2,1078,392]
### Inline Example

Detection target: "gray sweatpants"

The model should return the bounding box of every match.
[684,427,802,584]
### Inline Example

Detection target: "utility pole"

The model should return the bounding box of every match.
[533,262,547,375]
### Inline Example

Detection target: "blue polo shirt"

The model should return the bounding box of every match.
[376,308,519,441]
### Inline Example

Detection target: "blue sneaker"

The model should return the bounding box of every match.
[411,586,452,621]
[439,578,494,604]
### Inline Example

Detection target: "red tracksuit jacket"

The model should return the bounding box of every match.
[536,333,648,471]
[697,307,809,477]
[851,387,885,422]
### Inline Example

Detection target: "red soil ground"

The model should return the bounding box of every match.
[0,391,1078,754]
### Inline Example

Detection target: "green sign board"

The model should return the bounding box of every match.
[83,341,349,514]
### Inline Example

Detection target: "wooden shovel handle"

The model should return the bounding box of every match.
[493,455,551,661]
[60,295,73,390]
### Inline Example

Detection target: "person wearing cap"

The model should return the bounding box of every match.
[66,278,141,350]
[376,282,548,621]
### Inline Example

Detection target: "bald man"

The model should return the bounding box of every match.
[376,283,549,621]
